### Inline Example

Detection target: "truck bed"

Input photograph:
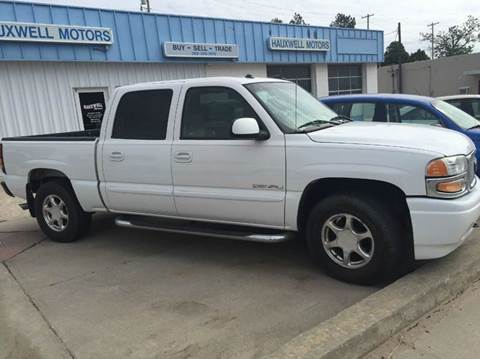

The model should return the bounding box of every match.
[2,129,100,142]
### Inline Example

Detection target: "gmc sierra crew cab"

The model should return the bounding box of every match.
[1,77,480,284]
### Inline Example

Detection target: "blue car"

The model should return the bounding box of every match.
[321,94,480,171]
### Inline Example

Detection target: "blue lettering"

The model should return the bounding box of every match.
[85,29,94,41]
[94,30,103,42]
[28,26,38,38]
[58,28,70,40]
[70,29,79,40]
[102,30,111,42]
[44,27,54,39]
[15,25,28,38]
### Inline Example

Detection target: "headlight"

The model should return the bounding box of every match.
[426,155,468,177]
[426,155,470,198]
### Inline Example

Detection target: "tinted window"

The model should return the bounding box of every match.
[447,99,480,120]
[112,89,173,140]
[433,100,480,129]
[350,103,376,121]
[181,87,261,140]
[328,65,363,96]
[391,105,441,125]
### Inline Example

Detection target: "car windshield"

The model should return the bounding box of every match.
[245,82,338,132]
[433,100,480,130]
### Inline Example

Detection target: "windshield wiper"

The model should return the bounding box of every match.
[297,120,334,130]
[329,115,352,124]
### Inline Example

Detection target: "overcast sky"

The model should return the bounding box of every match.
[19,0,480,53]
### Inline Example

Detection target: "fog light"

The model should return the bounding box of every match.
[436,179,466,193]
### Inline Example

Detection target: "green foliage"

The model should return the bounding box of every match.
[289,13,308,25]
[330,13,356,28]
[420,16,480,57]
[409,49,430,62]
[383,41,409,65]
[271,17,283,24]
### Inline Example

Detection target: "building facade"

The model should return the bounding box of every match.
[378,53,480,97]
[0,1,384,138]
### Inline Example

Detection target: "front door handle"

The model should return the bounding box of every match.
[109,151,125,162]
[175,151,192,163]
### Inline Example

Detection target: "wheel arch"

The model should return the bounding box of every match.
[297,177,413,254]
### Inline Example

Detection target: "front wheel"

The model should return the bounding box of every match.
[306,193,406,285]
[34,181,91,242]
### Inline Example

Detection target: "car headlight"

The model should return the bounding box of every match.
[426,155,472,198]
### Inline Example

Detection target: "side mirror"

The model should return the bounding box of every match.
[232,118,269,140]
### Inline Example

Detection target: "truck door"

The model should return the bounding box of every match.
[99,84,179,215]
[172,84,286,227]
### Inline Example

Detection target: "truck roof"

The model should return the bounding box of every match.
[119,76,288,91]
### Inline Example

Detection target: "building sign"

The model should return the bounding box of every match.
[163,41,239,58]
[268,37,330,51]
[0,21,113,45]
[78,92,106,130]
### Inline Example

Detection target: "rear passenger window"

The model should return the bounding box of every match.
[350,103,376,121]
[181,87,262,140]
[390,104,442,126]
[112,89,173,140]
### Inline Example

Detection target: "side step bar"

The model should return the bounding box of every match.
[115,216,293,243]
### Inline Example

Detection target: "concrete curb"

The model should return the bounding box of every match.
[263,232,480,359]
[0,263,72,359]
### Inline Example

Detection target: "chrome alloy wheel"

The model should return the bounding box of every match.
[321,213,375,269]
[42,194,69,232]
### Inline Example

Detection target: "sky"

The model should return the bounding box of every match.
[17,0,480,54]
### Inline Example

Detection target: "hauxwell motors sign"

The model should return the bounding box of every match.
[0,21,113,45]
[268,36,330,51]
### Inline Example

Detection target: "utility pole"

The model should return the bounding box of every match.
[140,0,151,12]
[427,22,439,59]
[361,14,374,30]
[397,22,403,93]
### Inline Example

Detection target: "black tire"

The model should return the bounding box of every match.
[306,192,407,285]
[34,181,92,242]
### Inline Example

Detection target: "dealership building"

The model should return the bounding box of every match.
[0,1,384,138]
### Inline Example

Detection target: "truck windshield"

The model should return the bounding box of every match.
[245,82,338,133]
[433,100,480,130]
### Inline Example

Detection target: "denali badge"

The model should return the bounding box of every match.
[252,184,284,190]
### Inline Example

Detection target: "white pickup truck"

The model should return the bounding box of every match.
[1,77,480,284]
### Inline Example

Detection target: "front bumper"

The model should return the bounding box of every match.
[407,183,480,260]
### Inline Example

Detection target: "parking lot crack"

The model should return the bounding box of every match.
[3,262,76,359]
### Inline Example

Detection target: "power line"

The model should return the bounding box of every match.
[427,22,439,59]
[361,13,374,29]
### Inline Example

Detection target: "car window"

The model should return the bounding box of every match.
[181,86,262,140]
[447,99,480,120]
[389,104,442,126]
[349,103,376,121]
[433,100,480,130]
[112,89,173,140]
[330,103,352,118]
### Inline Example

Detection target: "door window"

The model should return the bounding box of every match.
[389,104,442,126]
[112,89,173,140]
[181,87,261,140]
[349,103,376,121]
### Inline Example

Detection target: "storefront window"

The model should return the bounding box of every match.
[266,65,312,93]
[328,65,363,96]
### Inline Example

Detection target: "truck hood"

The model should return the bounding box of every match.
[307,122,475,156]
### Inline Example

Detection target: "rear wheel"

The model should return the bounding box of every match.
[306,193,406,285]
[34,181,91,242]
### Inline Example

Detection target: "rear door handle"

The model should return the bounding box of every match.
[109,151,125,162]
[175,151,192,163]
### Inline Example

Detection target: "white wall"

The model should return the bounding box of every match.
[0,62,206,139]
[363,63,378,93]
[312,64,329,97]
[206,64,267,78]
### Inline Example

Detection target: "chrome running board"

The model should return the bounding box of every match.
[115,216,293,243]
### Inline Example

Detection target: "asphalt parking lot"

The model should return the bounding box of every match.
[1,207,378,359]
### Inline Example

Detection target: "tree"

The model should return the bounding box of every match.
[330,13,356,28]
[409,49,430,62]
[420,16,480,57]
[383,41,409,65]
[271,17,283,24]
[289,12,308,25]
